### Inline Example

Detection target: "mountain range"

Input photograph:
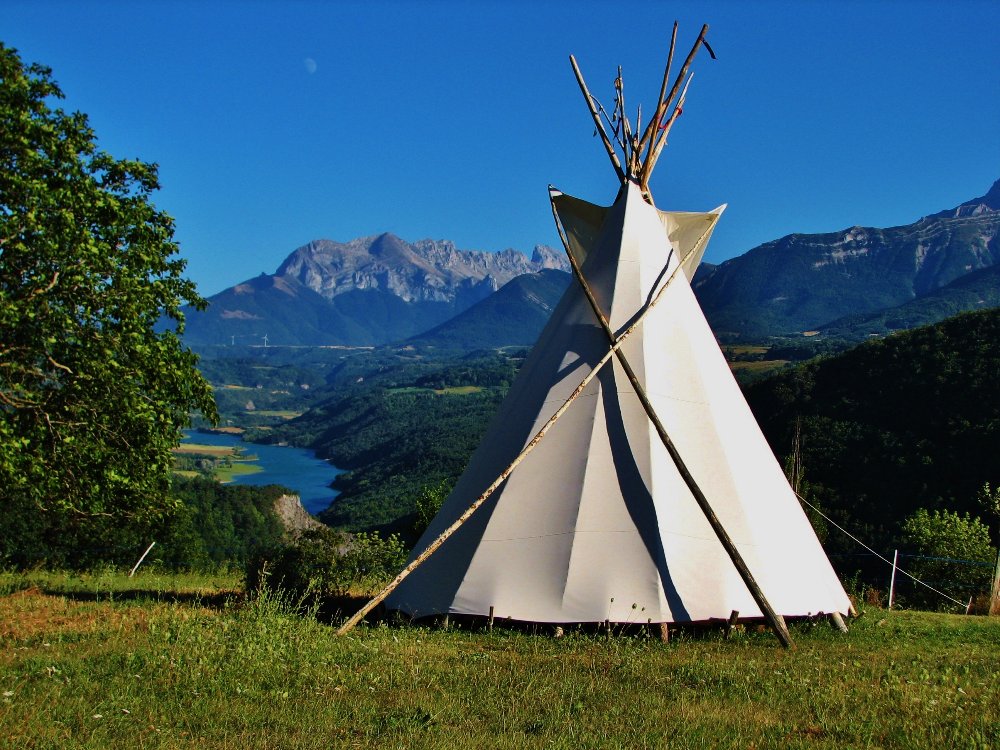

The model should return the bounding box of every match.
[693,179,1000,340]
[182,234,568,346]
[182,179,1000,347]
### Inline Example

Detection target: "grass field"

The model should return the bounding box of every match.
[434,385,483,395]
[172,443,234,457]
[213,461,263,483]
[729,360,790,373]
[723,345,770,357]
[172,443,262,483]
[387,386,484,396]
[1,570,998,749]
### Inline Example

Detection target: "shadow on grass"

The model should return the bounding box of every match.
[38,587,240,610]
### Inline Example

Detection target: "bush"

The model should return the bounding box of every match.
[246,527,407,604]
[412,481,448,538]
[899,508,995,610]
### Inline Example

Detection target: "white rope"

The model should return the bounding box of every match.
[795,493,967,608]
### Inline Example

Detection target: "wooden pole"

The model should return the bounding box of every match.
[725,610,740,639]
[569,55,626,184]
[129,542,156,578]
[989,547,1000,616]
[647,71,693,168]
[553,199,794,650]
[488,605,495,631]
[639,24,710,189]
[829,612,849,633]
[336,239,691,636]
[888,549,899,609]
[636,22,678,165]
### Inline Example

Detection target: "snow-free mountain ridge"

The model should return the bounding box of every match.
[182,234,569,346]
[182,179,1000,348]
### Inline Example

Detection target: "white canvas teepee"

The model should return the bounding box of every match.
[341,24,851,642]
[384,180,850,625]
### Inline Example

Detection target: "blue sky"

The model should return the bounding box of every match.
[4,1,999,296]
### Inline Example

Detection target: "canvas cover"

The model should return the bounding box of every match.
[386,181,851,624]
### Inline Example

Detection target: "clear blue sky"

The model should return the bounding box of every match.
[4,1,999,296]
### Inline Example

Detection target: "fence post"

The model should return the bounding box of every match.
[990,547,1000,616]
[888,549,899,609]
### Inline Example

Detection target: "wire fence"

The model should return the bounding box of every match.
[828,551,994,610]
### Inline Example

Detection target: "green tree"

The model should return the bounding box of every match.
[0,44,216,565]
[900,508,994,610]
[412,480,449,538]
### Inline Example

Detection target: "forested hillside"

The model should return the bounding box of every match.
[264,352,521,532]
[744,307,1000,553]
[275,308,1000,585]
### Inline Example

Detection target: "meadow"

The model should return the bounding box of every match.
[1,570,997,749]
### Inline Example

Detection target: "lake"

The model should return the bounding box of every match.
[181,430,342,515]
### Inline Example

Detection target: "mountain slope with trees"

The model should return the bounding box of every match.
[408,269,571,349]
[263,352,522,533]
[693,179,1000,339]
[272,305,1000,594]
[744,307,1000,556]
[816,263,1000,340]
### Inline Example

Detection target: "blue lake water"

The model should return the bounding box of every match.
[181,430,342,515]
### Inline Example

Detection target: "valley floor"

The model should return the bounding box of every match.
[1,570,998,749]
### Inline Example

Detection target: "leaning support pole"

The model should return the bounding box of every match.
[336,241,698,636]
[989,547,1000,616]
[553,197,794,650]
[636,22,678,169]
[639,24,711,189]
[569,55,627,184]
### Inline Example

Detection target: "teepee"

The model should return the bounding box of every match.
[340,24,851,645]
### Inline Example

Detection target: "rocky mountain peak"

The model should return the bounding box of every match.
[927,178,1000,219]
[272,234,569,306]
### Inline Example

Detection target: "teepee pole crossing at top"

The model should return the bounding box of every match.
[571,23,714,195]
[636,22,678,179]
[551,201,793,649]
[569,55,626,184]
[336,215,714,637]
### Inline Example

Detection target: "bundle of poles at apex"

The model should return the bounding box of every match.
[569,22,715,199]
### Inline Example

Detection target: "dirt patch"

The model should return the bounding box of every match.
[0,588,216,643]
[1,587,117,641]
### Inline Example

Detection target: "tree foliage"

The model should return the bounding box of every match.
[158,478,288,570]
[245,527,407,603]
[900,508,994,609]
[0,44,216,563]
[745,308,1000,558]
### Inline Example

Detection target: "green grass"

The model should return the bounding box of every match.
[434,385,482,395]
[213,461,263,483]
[2,570,998,749]
[386,386,484,396]
[729,359,790,373]
[172,441,261,483]
[172,443,234,457]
